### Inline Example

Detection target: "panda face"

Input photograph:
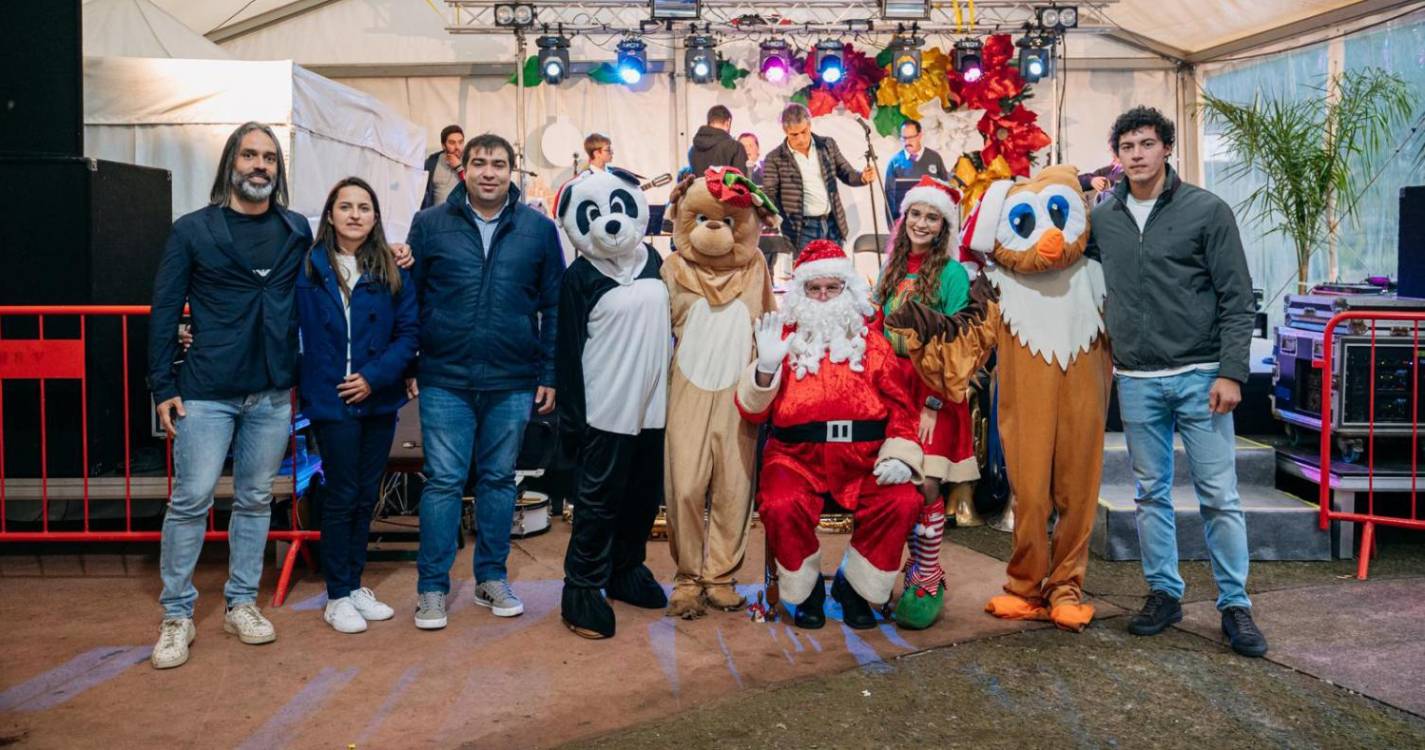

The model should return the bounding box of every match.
[557,169,650,263]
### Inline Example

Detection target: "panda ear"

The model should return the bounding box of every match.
[606,166,641,188]
[556,180,577,221]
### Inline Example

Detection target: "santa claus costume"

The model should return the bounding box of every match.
[873,175,976,630]
[735,240,924,630]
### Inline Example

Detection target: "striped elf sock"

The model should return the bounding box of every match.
[904,502,947,591]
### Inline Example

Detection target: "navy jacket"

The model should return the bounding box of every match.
[295,246,419,422]
[406,182,564,392]
[147,203,313,404]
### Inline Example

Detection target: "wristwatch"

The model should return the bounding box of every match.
[924,395,944,411]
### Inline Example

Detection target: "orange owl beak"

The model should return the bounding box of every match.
[1036,227,1065,261]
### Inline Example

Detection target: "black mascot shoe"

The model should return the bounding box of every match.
[606,564,669,609]
[791,575,826,630]
[832,569,878,630]
[561,585,615,639]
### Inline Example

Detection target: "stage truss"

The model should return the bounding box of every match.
[444,1,1124,39]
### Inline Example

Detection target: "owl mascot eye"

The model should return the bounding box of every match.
[551,166,671,639]
[886,164,1112,633]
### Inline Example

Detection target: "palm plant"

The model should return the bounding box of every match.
[1200,68,1417,294]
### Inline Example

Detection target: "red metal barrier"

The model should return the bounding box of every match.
[0,305,318,605]
[1316,310,1425,579]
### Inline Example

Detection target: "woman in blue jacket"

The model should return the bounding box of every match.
[297,177,419,634]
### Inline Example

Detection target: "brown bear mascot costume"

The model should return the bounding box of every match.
[662,167,779,618]
[887,164,1110,633]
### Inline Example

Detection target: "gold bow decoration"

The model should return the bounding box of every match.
[875,47,953,119]
[953,154,1013,218]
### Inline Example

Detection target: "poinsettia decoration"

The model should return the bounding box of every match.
[978,106,1052,177]
[799,43,886,119]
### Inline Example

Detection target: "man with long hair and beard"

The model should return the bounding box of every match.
[735,240,924,630]
[148,122,313,668]
[873,175,975,630]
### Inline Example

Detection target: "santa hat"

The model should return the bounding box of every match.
[792,239,854,284]
[899,175,961,225]
[962,179,1014,255]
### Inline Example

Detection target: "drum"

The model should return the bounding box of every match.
[512,490,551,538]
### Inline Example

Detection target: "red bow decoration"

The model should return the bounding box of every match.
[978,105,1052,177]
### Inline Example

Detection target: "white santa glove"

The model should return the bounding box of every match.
[873,458,913,486]
[754,311,792,375]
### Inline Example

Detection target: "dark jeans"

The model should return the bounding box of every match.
[791,214,842,249]
[314,412,398,599]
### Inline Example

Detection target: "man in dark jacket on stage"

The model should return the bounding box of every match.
[406,132,565,632]
[761,103,874,249]
[688,105,749,177]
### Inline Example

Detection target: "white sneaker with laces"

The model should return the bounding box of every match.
[223,603,277,644]
[151,618,196,669]
[349,587,395,621]
[323,597,368,634]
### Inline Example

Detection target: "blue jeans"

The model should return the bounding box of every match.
[1116,370,1252,610]
[159,389,292,619]
[417,386,533,593]
[313,412,398,599]
[792,214,841,249]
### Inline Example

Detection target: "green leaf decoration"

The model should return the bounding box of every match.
[790,86,810,105]
[587,62,623,85]
[873,103,907,137]
[717,59,750,90]
[875,47,895,68]
[506,55,542,87]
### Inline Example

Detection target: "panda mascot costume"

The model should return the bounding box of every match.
[553,167,672,639]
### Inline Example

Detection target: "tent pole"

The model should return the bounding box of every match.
[515,29,528,195]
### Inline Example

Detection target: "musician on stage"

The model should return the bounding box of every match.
[761,103,875,249]
[883,119,948,224]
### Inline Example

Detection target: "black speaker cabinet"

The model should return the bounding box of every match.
[1399,185,1425,300]
[0,1,83,157]
[0,157,173,484]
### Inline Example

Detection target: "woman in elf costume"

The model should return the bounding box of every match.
[874,175,976,630]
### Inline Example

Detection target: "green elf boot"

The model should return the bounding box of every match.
[892,581,945,630]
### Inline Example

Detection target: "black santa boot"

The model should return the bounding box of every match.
[832,569,878,630]
[791,575,827,630]
[562,585,615,639]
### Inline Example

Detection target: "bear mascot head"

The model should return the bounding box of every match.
[665,166,779,305]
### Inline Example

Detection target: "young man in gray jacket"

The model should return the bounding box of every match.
[1089,106,1268,657]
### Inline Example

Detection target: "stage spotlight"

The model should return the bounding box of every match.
[537,34,570,84]
[880,0,930,20]
[815,39,846,85]
[1016,34,1051,83]
[616,38,648,85]
[494,3,535,28]
[889,35,923,84]
[685,34,716,84]
[759,38,792,83]
[954,38,983,82]
[1035,5,1078,30]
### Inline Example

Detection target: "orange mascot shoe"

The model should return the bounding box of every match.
[984,594,1050,621]
[1050,601,1095,632]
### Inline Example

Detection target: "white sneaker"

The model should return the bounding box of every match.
[151,618,195,669]
[323,597,368,634]
[223,603,277,644]
[349,587,395,621]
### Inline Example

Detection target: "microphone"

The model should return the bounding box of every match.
[512,168,539,177]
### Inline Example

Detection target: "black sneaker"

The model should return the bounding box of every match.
[791,576,826,630]
[1221,606,1268,658]
[1127,590,1182,636]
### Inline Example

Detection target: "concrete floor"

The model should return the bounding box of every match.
[4,521,1423,749]
[0,521,1064,749]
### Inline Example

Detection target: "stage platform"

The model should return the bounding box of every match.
[1091,434,1330,561]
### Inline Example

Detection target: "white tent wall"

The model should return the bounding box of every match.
[82,57,427,241]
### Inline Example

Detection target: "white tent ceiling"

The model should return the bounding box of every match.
[136,0,1415,64]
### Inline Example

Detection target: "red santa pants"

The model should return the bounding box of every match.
[758,463,921,606]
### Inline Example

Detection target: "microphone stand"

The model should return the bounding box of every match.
[859,120,885,266]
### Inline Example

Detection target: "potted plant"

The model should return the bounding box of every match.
[1200,68,1417,294]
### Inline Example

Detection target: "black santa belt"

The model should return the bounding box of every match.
[771,420,886,444]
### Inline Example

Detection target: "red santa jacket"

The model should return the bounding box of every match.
[735,325,923,510]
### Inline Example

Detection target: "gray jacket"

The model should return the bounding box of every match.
[1089,165,1255,383]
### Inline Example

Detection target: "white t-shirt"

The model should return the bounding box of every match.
[1125,192,1155,232]
[334,254,359,376]
[792,147,830,218]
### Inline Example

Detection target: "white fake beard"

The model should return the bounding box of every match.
[782,283,874,379]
